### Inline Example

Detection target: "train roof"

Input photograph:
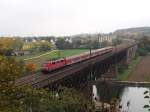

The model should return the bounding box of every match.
[66,46,113,60]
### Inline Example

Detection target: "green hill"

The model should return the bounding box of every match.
[114,27,150,38]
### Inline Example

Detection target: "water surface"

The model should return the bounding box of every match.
[93,83,150,112]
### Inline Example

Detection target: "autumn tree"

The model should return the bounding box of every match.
[38,41,52,51]
[0,56,24,112]
[25,63,36,74]
[0,37,23,55]
[55,38,66,49]
[25,41,52,52]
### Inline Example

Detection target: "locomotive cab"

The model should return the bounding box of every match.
[41,58,66,73]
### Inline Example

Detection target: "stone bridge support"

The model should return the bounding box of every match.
[101,64,118,79]
[119,44,138,67]
[126,45,138,64]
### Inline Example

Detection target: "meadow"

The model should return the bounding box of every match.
[17,49,89,71]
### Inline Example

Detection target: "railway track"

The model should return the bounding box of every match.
[15,42,137,88]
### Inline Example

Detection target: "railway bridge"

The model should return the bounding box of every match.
[16,42,138,91]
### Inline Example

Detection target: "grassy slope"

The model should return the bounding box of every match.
[115,27,150,34]
[17,49,88,71]
[117,56,141,81]
[17,51,49,60]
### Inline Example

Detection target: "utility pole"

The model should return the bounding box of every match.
[89,35,93,81]
[97,33,101,48]
[89,35,92,56]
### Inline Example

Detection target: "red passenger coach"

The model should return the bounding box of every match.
[41,47,113,74]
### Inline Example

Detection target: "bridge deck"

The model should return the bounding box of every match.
[16,42,137,88]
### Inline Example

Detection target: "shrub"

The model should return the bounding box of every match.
[137,48,148,56]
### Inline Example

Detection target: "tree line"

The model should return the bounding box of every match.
[0,37,53,56]
[137,36,150,56]
[55,38,113,50]
[0,36,116,56]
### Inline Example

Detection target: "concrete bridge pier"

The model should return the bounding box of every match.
[101,64,118,79]
[78,83,93,101]
[126,45,138,64]
[119,44,138,69]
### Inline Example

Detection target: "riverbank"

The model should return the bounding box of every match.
[128,54,150,82]
[117,56,141,81]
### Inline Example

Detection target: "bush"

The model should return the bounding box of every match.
[25,63,36,74]
[137,48,148,56]
[118,64,127,74]
[20,87,94,112]
[145,45,150,52]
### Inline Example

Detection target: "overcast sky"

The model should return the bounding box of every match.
[0,0,150,36]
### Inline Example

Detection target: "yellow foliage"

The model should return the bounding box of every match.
[25,63,36,73]
[0,56,24,111]
[0,37,23,50]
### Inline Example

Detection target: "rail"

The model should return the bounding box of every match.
[15,42,138,88]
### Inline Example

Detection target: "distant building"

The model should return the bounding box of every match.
[50,39,55,44]
[98,34,116,43]
[41,40,46,42]
[66,37,72,43]
[32,39,37,42]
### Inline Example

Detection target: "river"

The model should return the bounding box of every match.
[93,82,150,112]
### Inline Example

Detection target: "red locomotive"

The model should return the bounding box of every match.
[41,47,113,73]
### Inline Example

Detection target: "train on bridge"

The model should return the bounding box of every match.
[41,47,113,73]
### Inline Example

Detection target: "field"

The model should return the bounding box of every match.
[17,49,89,71]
